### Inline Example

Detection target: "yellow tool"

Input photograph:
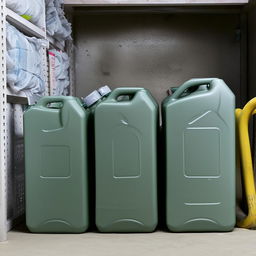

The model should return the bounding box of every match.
[237,98,256,228]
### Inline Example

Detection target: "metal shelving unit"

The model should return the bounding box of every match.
[0,0,8,243]
[0,0,49,242]
[64,0,249,6]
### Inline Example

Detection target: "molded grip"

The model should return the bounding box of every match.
[108,87,143,101]
[37,96,67,108]
[171,78,216,100]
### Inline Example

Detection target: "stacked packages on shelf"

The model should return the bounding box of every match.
[48,49,70,96]
[6,0,45,27]
[45,0,72,42]
[6,23,45,100]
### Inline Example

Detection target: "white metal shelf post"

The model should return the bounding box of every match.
[42,47,50,96]
[67,41,75,96]
[1,0,49,242]
[0,0,8,242]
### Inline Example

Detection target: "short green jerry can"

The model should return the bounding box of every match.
[95,87,158,232]
[24,96,89,233]
[162,78,235,232]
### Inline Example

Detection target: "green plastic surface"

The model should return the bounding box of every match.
[95,87,158,232]
[24,96,89,233]
[162,78,236,232]
[86,97,103,228]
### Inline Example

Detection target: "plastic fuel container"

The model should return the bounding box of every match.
[162,78,235,232]
[24,96,89,233]
[95,87,158,232]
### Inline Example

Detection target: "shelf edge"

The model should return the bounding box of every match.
[6,8,46,39]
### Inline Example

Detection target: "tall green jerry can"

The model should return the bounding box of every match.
[162,78,235,232]
[95,87,158,232]
[24,96,89,233]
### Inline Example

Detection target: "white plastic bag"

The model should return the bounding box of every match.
[49,49,70,96]
[6,0,44,27]
[45,0,72,41]
[6,23,45,96]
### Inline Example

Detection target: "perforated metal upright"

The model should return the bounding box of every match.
[0,0,7,242]
[0,0,50,242]
[42,47,50,96]
[66,40,75,96]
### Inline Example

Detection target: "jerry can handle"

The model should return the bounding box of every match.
[37,96,66,107]
[108,87,143,101]
[171,78,216,99]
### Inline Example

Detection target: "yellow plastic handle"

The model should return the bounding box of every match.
[237,99,256,228]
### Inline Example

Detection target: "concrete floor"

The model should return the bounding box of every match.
[1,227,256,256]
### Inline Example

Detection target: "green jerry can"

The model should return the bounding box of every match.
[95,87,158,232]
[24,96,89,233]
[162,78,235,232]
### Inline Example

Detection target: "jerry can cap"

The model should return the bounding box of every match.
[98,85,111,97]
[83,90,102,107]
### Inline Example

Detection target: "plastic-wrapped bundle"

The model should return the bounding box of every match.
[49,49,70,96]
[46,0,72,42]
[6,23,45,98]
[6,0,44,27]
